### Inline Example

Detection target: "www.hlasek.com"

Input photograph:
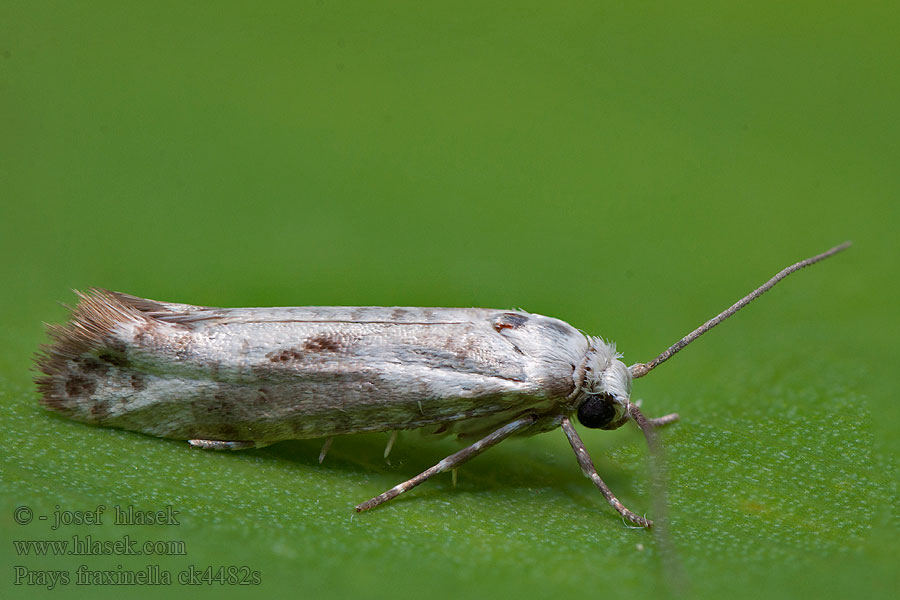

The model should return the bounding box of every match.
[14,534,185,556]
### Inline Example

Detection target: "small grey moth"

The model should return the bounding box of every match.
[35,242,850,527]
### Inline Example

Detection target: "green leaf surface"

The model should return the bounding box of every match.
[1,2,897,599]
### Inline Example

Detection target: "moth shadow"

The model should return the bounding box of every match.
[248,430,649,509]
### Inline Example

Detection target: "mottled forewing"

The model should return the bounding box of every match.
[37,292,589,442]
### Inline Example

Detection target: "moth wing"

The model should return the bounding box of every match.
[37,292,589,442]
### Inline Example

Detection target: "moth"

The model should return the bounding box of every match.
[35,242,849,527]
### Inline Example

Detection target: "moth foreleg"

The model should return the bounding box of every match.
[355,415,537,512]
[560,416,652,528]
[188,439,262,451]
[647,412,679,428]
[605,409,680,431]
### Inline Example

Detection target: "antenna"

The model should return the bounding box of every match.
[630,241,851,379]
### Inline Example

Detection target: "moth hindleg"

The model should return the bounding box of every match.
[355,415,537,512]
[188,439,262,451]
[318,437,334,463]
[383,430,399,460]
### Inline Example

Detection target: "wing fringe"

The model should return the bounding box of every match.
[34,289,150,414]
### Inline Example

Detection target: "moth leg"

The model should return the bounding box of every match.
[383,430,398,459]
[605,410,679,431]
[188,439,262,451]
[647,412,679,427]
[560,416,652,528]
[631,400,679,428]
[355,415,536,512]
[318,437,334,464]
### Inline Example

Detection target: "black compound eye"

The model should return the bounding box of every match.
[577,394,617,429]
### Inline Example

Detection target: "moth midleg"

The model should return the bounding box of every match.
[188,440,260,451]
[560,416,651,527]
[355,415,537,512]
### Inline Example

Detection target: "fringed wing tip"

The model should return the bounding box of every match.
[34,289,147,414]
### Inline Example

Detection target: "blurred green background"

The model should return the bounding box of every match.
[1,2,897,599]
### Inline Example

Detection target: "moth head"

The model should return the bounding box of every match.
[576,339,632,430]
